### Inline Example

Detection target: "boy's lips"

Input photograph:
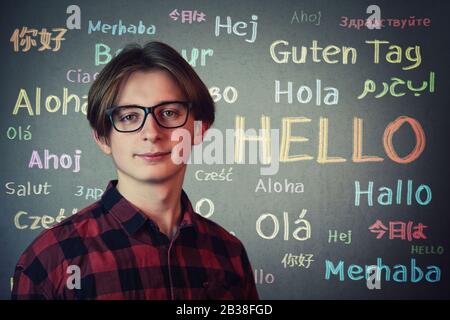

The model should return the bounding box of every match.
[135,151,172,161]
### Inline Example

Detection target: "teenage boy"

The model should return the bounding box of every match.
[11,41,259,300]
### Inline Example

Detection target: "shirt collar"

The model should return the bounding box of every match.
[100,180,197,236]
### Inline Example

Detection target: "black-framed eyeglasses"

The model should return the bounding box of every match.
[106,101,192,132]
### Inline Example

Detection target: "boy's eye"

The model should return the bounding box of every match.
[120,113,138,121]
[161,109,179,117]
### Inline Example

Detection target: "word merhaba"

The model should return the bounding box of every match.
[325,258,440,283]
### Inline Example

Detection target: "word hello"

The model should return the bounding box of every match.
[5,181,52,197]
[255,178,304,193]
[354,179,432,207]
[411,245,444,255]
[328,229,352,245]
[215,15,258,43]
[29,149,82,173]
[88,19,156,35]
[325,258,440,283]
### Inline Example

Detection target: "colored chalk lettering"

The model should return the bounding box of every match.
[28,149,82,173]
[354,179,432,206]
[325,258,441,283]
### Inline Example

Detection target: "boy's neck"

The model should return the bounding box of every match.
[116,172,185,239]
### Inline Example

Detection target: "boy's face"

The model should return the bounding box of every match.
[94,69,198,184]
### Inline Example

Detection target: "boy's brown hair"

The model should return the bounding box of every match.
[87,41,215,144]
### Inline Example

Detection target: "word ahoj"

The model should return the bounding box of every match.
[29,149,82,173]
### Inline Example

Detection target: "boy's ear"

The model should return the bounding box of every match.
[92,129,112,155]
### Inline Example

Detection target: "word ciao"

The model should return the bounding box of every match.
[29,149,82,173]
[325,258,440,283]
[14,208,77,230]
[270,39,422,70]
[354,179,432,207]
[5,181,51,197]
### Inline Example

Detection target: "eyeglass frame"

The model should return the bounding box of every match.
[105,100,192,132]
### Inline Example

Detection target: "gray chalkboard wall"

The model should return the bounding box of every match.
[1,0,449,299]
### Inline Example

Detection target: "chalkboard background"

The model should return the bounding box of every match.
[1,0,449,299]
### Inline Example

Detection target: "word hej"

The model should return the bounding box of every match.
[28,149,81,173]
[14,208,77,230]
[328,230,352,245]
[325,258,440,283]
[354,180,432,207]
[215,15,258,43]
[270,40,422,70]
[369,220,427,241]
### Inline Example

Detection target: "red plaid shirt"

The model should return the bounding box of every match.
[11,180,259,300]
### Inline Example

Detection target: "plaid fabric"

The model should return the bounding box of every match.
[11,180,259,300]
